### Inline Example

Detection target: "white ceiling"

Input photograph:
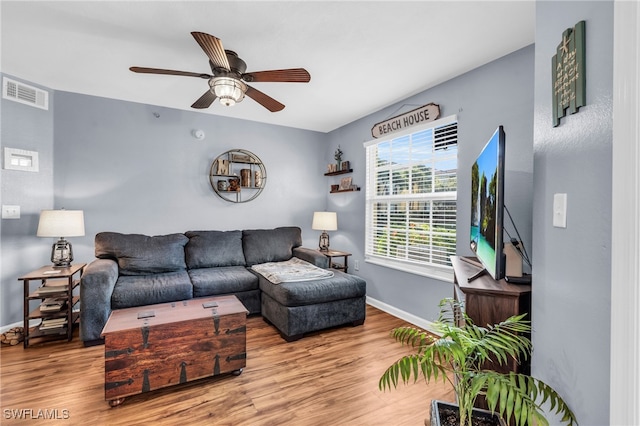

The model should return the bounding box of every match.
[1,1,535,133]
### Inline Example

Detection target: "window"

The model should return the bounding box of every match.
[364,115,458,281]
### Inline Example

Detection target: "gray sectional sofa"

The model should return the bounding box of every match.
[80,226,366,345]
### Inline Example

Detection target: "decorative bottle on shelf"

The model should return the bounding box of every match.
[334,145,343,169]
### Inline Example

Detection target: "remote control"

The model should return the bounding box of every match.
[505,275,532,284]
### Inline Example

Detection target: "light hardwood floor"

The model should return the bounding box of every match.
[0,305,454,425]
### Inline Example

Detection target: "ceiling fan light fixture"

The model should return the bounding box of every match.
[209,77,247,107]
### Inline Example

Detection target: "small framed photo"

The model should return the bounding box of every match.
[339,177,352,191]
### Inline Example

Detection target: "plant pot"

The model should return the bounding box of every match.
[429,400,506,426]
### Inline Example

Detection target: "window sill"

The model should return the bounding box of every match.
[365,256,454,283]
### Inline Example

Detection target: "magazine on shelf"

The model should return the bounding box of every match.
[40,298,66,312]
[40,317,68,330]
[36,285,68,295]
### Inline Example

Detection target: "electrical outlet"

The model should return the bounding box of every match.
[354,260,359,271]
[2,205,20,219]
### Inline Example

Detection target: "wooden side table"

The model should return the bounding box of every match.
[18,263,86,348]
[321,249,352,273]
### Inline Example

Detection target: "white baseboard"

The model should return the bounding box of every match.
[1,321,23,334]
[366,296,439,335]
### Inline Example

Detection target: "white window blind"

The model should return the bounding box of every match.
[364,115,458,279]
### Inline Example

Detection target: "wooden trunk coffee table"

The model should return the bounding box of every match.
[101,295,248,407]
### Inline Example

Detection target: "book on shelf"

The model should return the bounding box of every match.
[40,298,66,312]
[35,285,68,295]
[36,285,68,294]
[42,317,67,324]
[38,327,67,335]
[40,304,63,312]
[39,324,66,330]
[39,318,67,330]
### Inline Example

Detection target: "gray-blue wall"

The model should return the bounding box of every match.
[0,74,56,327]
[325,45,534,322]
[52,91,328,247]
[532,2,613,425]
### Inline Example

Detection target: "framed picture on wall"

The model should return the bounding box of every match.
[339,177,352,191]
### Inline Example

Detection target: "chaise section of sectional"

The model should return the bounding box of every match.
[241,227,366,341]
[258,270,366,341]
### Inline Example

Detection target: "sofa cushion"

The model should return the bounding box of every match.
[111,271,193,309]
[258,270,366,307]
[242,227,302,266]
[184,230,245,269]
[188,266,259,298]
[95,232,188,276]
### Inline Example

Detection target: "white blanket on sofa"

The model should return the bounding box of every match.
[251,257,334,284]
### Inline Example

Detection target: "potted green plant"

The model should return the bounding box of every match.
[379,298,578,426]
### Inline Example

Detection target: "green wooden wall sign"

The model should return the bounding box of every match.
[552,20,586,127]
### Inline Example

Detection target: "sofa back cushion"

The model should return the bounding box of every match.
[184,230,246,269]
[95,232,188,276]
[242,226,302,266]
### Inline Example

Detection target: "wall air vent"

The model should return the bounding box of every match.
[2,77,49,110]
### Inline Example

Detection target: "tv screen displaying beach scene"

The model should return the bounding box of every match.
[470,126,505,279]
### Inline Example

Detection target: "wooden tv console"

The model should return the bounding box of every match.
[451,256,532,375]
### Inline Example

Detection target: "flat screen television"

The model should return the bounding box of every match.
[470,126,506,280]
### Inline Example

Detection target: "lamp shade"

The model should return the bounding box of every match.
[312,212,338,231]
[37,210,85,238]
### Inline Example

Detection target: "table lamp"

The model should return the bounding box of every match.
[312,211,337,251]
[37,209,85,267]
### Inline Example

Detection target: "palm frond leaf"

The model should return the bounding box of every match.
[379,298,577,426]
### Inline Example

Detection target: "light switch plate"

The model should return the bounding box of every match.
[553,193,567,228]
[2,205,20,219]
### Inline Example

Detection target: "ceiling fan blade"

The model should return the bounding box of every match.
[245,85,285,112]
[130,66,211,79]
[191,90,217,109]
[191,32,230,70]
[243,68,311,83]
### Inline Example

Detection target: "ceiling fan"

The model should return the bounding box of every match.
[130,32,310,112]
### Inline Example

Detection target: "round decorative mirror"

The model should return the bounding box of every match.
[209,149,267,203]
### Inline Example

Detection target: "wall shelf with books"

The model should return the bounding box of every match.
[325,157,359,194]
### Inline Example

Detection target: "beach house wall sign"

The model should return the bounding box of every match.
[371,103,440,138]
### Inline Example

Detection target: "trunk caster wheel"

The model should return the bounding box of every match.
[108,398,125,407]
